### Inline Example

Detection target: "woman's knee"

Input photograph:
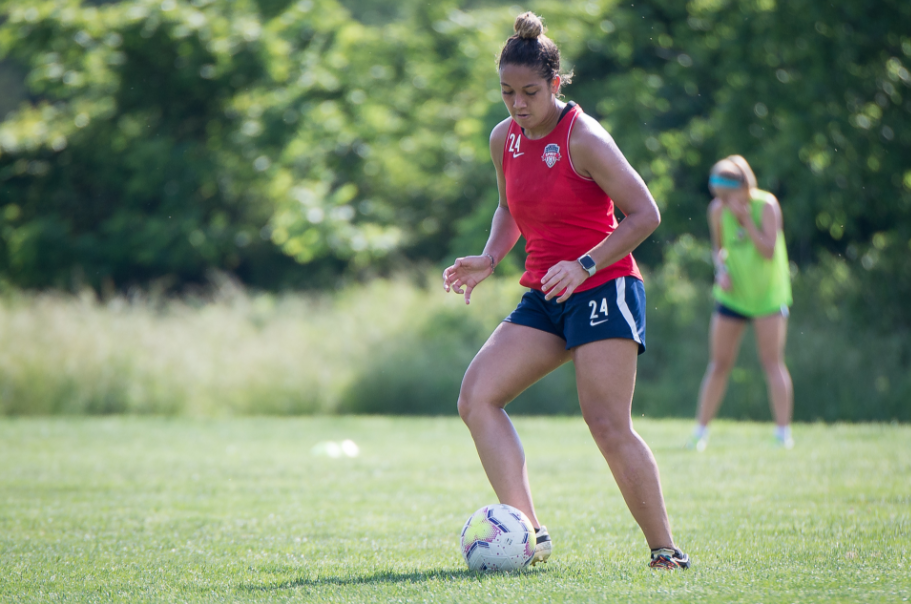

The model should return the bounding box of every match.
[456,392,474,423]
[760,356,788,378]
[457,369,485,423]
[457,384,501,424]
[456,383,476,422]
[757,344,786,374]
[581,410,633,450]
[707,357,735,376]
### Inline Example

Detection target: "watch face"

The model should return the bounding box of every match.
[579,255,596,274]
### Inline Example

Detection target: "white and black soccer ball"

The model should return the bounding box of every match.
[460,504,536,572]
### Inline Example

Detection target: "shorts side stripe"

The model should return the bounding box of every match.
[616,278,642,345]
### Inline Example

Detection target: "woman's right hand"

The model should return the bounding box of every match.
[715,271,732,291]
[443,255,494,305]
[728,196,752,226]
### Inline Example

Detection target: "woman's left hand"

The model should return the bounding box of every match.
[541,260,590,303]
[715,271,732,291]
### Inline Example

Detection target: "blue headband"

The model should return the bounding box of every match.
[709,175,744,189]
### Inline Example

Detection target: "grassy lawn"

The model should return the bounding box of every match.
[1,416,908,603]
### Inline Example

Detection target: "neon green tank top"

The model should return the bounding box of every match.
[713,190,792,317]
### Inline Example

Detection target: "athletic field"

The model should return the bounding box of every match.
[1,417,907,603]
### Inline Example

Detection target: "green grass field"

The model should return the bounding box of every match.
[1,417,908,603]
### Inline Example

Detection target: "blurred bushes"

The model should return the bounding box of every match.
[338,300,579,415]
[2,0,910,332]
[0,274,579,417]
[0,0,909,420]
[0,0,288,289]
[1,269,908,422]
[561,0,911,331]
[635,240,911,423]
[0,0,511,290]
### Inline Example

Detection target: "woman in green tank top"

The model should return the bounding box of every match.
[687,155,794,451]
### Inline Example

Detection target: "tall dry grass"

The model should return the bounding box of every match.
[0,275,522,416]
[2,262,909,421]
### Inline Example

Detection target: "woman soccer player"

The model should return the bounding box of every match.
[442,12,689,570]
[687,155,794,451]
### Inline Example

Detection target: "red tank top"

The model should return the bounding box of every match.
[502,103,641,293]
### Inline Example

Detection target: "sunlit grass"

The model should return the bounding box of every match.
[0,417,908,603]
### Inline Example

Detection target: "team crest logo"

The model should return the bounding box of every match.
[542,143,561,168]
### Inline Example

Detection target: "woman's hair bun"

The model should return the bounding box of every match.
[499,11,568,88]
[514,12,544,39]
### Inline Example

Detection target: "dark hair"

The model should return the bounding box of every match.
[497,12,573,88]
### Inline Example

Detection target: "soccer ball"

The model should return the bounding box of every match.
[460,504,536,572]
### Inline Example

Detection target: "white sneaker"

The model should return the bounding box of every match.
[685,434,708,452]
[775,435,795,449]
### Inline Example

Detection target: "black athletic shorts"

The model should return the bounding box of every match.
[504,276,646,354]
[715,302,789,321]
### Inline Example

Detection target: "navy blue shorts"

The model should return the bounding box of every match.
[504,276,646,354]
[715,302,789,321]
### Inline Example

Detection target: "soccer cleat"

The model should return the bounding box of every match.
[530,526,552,566]
[649,547,691,570]
[685,434,708,452]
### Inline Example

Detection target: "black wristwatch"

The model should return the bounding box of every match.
[577,254,597,277]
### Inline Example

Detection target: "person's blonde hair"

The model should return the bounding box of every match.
[709,155,757,194]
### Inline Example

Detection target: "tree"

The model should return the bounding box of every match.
[1,0,909,330]
[560,0,911,327]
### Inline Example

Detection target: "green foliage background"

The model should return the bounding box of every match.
[0,0,909,419]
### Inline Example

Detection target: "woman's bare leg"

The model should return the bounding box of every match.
[695,314,748,427]
[573,338,674,550]
[457,322,571,527]
[754,313,793,428]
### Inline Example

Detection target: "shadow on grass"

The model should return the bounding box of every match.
[241,567,551,590]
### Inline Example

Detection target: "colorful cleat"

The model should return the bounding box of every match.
[530,526,552,566]
[649,547,691,570]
